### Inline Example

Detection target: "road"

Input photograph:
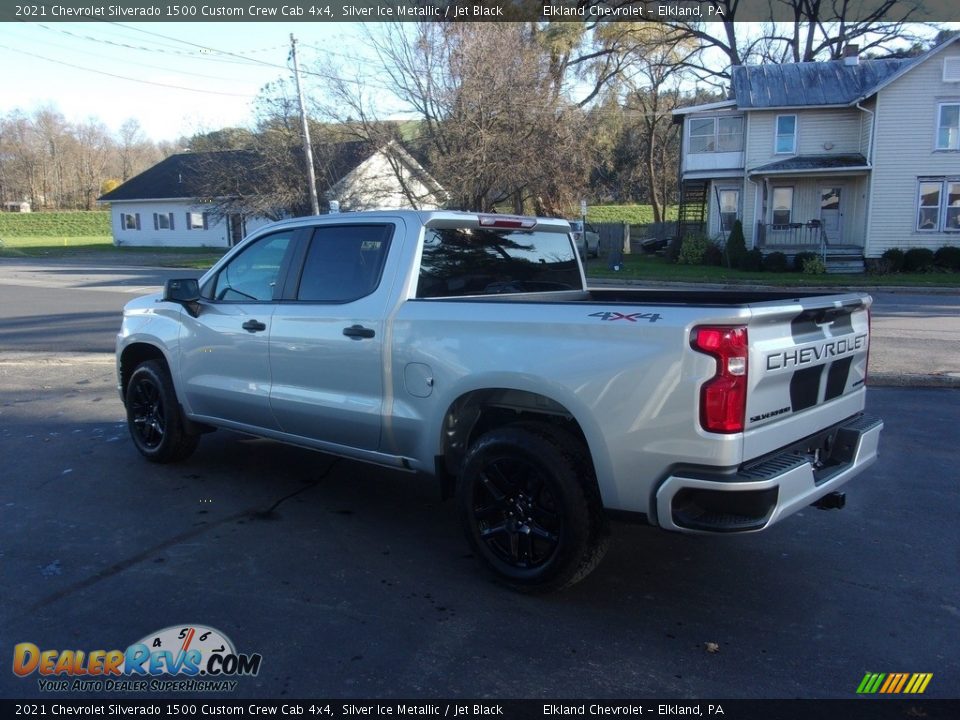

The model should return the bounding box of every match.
[0,258,958,701]
[0,258,957,380]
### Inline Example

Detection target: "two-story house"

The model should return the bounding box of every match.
[673,35,960,271]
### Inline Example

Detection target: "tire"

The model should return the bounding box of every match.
[125,360,199,463]
[456,423,609,592]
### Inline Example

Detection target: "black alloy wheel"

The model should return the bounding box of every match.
[457,423,609,592]
[125,360,199,463]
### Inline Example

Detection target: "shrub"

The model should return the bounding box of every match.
[802,255,827,275]
[677,234,710,265]
[740,248,764,271]
[934,245,960,271]
[762,251,789,273]
[724,220,746,268]
[865,258,893,275]
[903,247,935,273]
[702,242,724,266]
[792,251,818,273]
[880,248,905,273]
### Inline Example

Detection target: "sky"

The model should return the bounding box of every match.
[0,21,375,142]
[2,19,958,144]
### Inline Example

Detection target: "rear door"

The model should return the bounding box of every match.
[268,221,399,450]
[745,294,871,441]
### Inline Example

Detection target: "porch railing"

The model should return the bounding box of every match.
[756,221,827,261]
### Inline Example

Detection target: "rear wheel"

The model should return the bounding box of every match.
[457,423,609,592]
[126,360,199,463]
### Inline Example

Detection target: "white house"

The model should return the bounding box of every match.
[673,35,960,270]
[99,143,446,248]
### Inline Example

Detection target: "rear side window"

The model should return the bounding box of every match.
[417,228,580,298]
[296,224,392,303]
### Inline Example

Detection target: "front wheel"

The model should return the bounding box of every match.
[126,360,199,463]
[456,423,609,592]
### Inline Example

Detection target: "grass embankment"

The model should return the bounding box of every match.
[584,253,960,288]
[0,210,110,236]
[0,211,224,268]
[586,204,678,225]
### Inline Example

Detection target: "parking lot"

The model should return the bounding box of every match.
[0,259,957,700]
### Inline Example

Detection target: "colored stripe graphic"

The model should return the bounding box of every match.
[857,672,932,694]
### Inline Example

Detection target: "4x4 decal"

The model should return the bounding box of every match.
[589,311,662,323]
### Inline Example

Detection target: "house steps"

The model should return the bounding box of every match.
[760,245,866,274]
[677,180,708,240]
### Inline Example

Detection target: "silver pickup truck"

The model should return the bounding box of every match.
[117,210,883,591]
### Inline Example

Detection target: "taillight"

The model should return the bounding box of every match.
[691,325,748,433]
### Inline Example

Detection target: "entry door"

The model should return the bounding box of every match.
[268,223,397,451]
[177,229,297,429]
[819,187,843,243]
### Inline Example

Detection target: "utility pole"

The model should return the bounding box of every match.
[290,34,320,215]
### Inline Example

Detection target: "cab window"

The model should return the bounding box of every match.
[295,224,392,303]
[211,231,294,302]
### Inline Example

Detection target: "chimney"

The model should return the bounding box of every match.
[843,44,860,66]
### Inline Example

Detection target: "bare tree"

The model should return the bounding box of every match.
[316,22,593,214]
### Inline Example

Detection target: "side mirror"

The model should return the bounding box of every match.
[163,278,201,317]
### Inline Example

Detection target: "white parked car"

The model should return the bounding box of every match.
[569,220,600,258]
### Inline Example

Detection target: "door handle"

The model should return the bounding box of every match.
[343,324,376,339]
[241,319,267,333]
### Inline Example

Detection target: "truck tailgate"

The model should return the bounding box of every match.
[744,294,871,459]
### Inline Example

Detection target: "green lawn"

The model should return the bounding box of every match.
[584,253,960,288]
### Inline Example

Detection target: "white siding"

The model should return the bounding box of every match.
[745,108,863,170]
[110,200,272,248]
[858,97,877,159]
[331,151,444,212]
[867,42,960,256]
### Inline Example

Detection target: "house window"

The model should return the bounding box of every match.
[187,212,207,230]
[917,179,960,232]
[775,115,797,154]
[122,213,140,230]
[936,104,959,150]
[154,212,174,230]
[948,182,960,230]
[717,117,744,152]
[688,116,744,153]
[689,118,716,153]
[718,189,739,232]
[772,187,794,226]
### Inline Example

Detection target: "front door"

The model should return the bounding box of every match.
[178,229,297,429]
[819,186,843,243]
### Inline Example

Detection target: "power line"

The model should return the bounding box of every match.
[20,28,256,83]
[111,22,293,71]
[0,44,258,98]
[36,23,284,68]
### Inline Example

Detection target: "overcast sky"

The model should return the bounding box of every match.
[0,21,372,141]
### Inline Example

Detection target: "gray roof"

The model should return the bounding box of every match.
[99,143,387,202]
[750,154,869,175]
[731,58,916,109]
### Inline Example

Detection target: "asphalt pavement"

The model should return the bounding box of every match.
[0,358,957,699]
